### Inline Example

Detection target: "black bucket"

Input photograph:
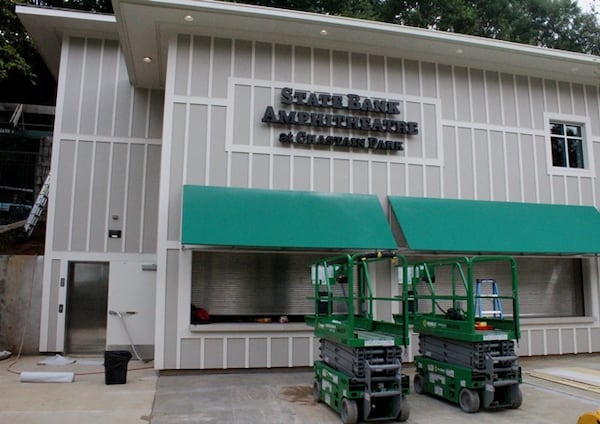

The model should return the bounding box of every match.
[104,350,132,385]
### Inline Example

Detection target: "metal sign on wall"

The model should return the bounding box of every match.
[262,87,418,152]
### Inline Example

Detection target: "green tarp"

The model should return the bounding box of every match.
[389,196,600,254]
[182,185,397,250]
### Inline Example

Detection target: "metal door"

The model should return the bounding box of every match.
[66,262,109,354]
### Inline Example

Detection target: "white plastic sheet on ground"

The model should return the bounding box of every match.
[20,371,75,383]
[37,354,75,366]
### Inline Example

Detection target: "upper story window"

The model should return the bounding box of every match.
[545,114,594,178]
[550,122,584,169]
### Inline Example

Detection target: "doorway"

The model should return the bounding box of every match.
[65,262,109,354]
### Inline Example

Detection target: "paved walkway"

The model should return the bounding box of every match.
[1,353,600,423]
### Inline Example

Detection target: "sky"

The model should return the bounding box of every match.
[577,0,596,12]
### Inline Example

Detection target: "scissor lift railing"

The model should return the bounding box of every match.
[407,255,523,413]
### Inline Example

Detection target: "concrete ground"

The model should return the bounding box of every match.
[1,353,600,423]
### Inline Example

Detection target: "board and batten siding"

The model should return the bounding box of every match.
[49,37,163,255]
[164,33,599,218]
[39,36,163,353]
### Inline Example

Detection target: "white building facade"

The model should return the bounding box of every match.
[17,0,600,370]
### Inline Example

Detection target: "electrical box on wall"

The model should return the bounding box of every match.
[108,230,122,239]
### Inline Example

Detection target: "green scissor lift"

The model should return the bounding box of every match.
[305,251,411,424]
[407,255,523,413]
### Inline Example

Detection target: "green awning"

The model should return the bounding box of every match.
[389,196,600,254]
[182,185,397,250]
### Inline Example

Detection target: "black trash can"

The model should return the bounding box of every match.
[104,350,132,385]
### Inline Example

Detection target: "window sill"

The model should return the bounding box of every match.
[189,322,312,333]
[521,316,594,326]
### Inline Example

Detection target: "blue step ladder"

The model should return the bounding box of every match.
[475,278,504,319]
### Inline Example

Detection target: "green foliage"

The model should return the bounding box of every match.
[0,0,36,83]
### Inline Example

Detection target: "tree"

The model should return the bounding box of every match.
[0,0,36,83]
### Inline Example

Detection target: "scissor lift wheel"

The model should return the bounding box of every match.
[413,373,425,394]
[459,388,480,413]
[341,398,358,424]
[312,380,321,403]
[397,397,410,422]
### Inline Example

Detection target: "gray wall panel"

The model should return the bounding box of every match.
[529,78,545,130]
[387,57,403,94]
[535,136,552,203]
[227,338,245,368]
[231,153,249,187]
[438,65,454,120]
[271,338,288,367]
[313,157,330,192]
[53,140,76,251]
[333,159,350,193]
[470,70,486,124]
[167,104,186,241]
[404,60,420,96]
[332,51,349,88]
[253,86,271,147]
[143,145,161,253]
[191,36,211,98]
[62,38,84,134]
[581,178,594,206]
[406,101,422,157]
[149,89,164,139]
[175,35,190,96]
[553,175,567,204]
[558,81,573,114]
[249,338,268,367]
[353,160,369,194]
[233,85,251,146]
[516,75,532,128]
[442,126,458,198]
[180,339,201,369]
[501,73,517,127]
[544,79,559,113]
[351,53,367,90]
[63,193,91,252]
[80,39,101,135]
[108,143,127,252]
[209,106,228,186]
[292,337,311,366]
[566,177,580,205]
[572,84,586,116]
[585,85,600,136]
[423,103,438,159]
[164,250,179,369]
[125,143,145,252]
[489,131,507,200]
[314,48,330,86]
[97,40,119,137]
[274,44,292,82]
[407,164,424,197]
[293,156,310,190]
[454,67,470,122]
[520,135,537,203]
[272,155,291,190]
[369,55,385,92]
[254,42,272,80]
[132,89,150,138]
[372,161,388,200]
[186,104,208,184]
[421,62,436,98]
[212,38,232,97]
[486,72,502,125]
[114,51,133,137]
[389,163,405,196]
[505,133,521,201]
[425,166,441,198]
[204,338,223,368]
[473,129,491,200]
[294,46,310,84]
[458,127,474,199]
[252,154,270,188]
[89,142,110,251]
[234,40,252,78]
